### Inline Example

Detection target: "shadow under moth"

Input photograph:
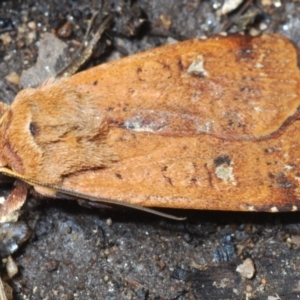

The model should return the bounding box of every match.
[0,33,300,221]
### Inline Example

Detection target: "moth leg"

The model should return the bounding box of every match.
[48,192,114,210]
[33,185,57,198]
[0,183,28,223]
[77,199,114,210]
[57,14,113,78]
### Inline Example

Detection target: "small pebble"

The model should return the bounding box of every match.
[261,0,272,5]
[221,0,243,15]
[236,258,255,279]
[6,255,18,279]
[27,21,36,30]
[5,72,20,85]
[159,14,172,30]
[57,21,73,38]
[0,33,12,45]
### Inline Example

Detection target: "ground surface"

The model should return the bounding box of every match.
[0,0,300,299]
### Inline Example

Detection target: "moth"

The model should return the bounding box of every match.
[0,33,299,221]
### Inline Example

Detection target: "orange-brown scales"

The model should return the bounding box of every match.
[0,34,299,221]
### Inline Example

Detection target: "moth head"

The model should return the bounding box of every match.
[0,81,119,185]
[0,94,40,178]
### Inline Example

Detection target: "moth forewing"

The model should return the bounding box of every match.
[0,167,185,220]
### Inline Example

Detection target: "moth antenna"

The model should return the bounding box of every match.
[0,167,186,221]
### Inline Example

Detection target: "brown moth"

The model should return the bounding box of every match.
[0,34,300,221]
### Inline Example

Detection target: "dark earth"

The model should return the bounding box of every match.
[0,0,300,299]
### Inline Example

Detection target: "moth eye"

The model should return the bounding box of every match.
[29,122,39,136]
